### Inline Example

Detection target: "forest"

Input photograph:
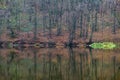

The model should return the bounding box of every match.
[0,0,120,80]
[0,0,120,47]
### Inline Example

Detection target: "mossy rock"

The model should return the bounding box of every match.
[33,43,40,48]
[8,43,14,48]
[90,42,116,49]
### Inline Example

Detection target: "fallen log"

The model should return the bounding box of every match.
[0,40,88,48]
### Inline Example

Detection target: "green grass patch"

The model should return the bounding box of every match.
[90,42,116,49]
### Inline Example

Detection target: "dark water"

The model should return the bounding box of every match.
[0,48,120,80]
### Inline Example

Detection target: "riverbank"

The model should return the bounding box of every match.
[0,27,120,48]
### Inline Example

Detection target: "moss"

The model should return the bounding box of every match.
[90,42,116,49]
[8,43,13,48]
[0,5,7,9]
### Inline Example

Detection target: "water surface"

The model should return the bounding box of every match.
[0,48,120,80]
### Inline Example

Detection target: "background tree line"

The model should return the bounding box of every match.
[0,0,120,43]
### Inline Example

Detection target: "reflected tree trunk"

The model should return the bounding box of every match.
[33,50,37,80]
[113,56,116,80]
[48,53,52,80]
[68,47,76,78]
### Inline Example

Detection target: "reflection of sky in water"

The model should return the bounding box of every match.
[0,48,120,80]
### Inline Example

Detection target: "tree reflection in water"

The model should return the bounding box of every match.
[0,48,120,80]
